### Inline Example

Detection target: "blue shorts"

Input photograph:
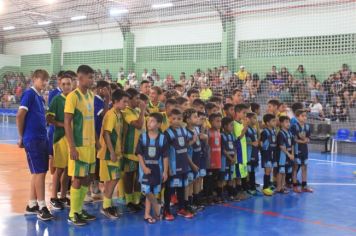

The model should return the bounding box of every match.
[199,169,206,177]
[187,172,195,184]
[24,139,49,174]
[47,126,54,156]
[170,173,188,188]
[141,184,161,195]
[295,153,308,165]
[261,151,273,169]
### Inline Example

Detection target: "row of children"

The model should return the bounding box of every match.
[17,65,312,226]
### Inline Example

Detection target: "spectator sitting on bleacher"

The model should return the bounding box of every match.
[294,65,308,80]
[235,65,248,81]
[266,65,278,81]
[331,96,347,122]
[308,96,324,120]
[280,66,290,81]
[339,63,352,83]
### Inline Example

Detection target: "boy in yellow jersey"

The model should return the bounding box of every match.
[98,89,130,219]
[47,73,73,210]
[148,86,165,113]
[122,88,147,212]
[64,65,98,226]
[160,98,177,132]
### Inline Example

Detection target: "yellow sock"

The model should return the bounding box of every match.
[125,193,133,204]
[118,179,125,199]
[69,187,81,218]
[133,192,142,205]
[79,186,88,213]
[103,197,112,209]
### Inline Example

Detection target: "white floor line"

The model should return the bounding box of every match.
[308,183,356,186]
[309,158,356,166]
[0,140,17,142]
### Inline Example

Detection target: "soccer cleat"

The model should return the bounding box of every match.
[50,198,64,210]
[177,209,194,219]
[37,207,54,221]
[293,186,302,193]
[163,210,175,221]
[25,205,39,215]
[302,186,314,193]
[101,207,120,219]
[262,188,274,196]
[186,205,197,215]
[78,210,96,221]
[68,213,87,226]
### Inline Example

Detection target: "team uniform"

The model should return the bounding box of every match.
[47,87,62,156]
[233,121,248,178]
[136,132,168,194]
[94,95,105,137]
[220,132,236,181]
[291,122,311,165]
[165,127,192,188]
[97,108,124,181]
[187,127,206,178]
[277,129,294,174]
[147,101,164,114]
[207,129,222,171]
[122,107,143,172]
[64,88,96,177]
[260,128,277,169]
[20,87,49,174]
[246,126,259,173]
[160,112,170,132]
[47,94,68,169]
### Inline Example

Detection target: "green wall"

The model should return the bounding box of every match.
[136,43,222,79]
[62,49,124,79]
[20,54,51,74]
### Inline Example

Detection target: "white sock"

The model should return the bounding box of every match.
[28,200,37,208]
[38,200,46,210]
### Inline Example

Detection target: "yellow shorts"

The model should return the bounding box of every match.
[99,159,122,182]
[53,137,69,169]
[68,146,96,177]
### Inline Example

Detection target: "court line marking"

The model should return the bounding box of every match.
[222,204,356,233]
[309,158,356,166]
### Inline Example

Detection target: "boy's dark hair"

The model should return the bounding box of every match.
[183,108,197,123]
[111,83,119,91]
[235,103,248,113]
[197,111,206,117]
[246,112,256,119]
[149,112,163,124]
[268,99,280,107]
[209,112,222,122]
[291,102,304,113]
[187,88,199,97]
[32,69,50,80]
[279,115,290,123]
[223,103,234,111]
[176,96,188,105]
[168,108,182,117]
[209,96,222,104]
[165,90,179,99]
[57,70,66,79]
[295,109,307,117]
[77,65,94,74]
[165,98,177,107]
[96,80,110,89]
[205,102,218,111]
[151,86,162,95]
[174,84,183,89]
[63,70,76,79]
[250,102,260,113]
[232,88,242,95]
[192,98,205,107]
[140,80,150,86]
[139,93,149,102]
[126,88,139,99]
[263,114,276,124]
[112,89,129,103]
[221,116,234,128]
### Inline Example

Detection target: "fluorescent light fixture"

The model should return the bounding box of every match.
[110,8,128,16]
[3,26,15,31]
[71,15,87,21]
[38,20,52,26]
[152,3,173,9]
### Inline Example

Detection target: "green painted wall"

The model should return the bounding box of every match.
[62,49,123,79]
[20,54,51,75]
[136,43,222,79]
[50,38,62,75]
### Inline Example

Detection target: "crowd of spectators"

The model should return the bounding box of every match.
[1,64,356,122]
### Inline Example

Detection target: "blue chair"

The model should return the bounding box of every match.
[331,128,351,153]
[351,131,356,142]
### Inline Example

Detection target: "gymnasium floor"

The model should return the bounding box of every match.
[1,123,356,236]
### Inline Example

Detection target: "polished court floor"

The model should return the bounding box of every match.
[1,123,356,236]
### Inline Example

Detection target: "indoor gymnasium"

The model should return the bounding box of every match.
[0,0,356,235]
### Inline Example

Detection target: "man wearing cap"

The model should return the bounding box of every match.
[235,66,248,81]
